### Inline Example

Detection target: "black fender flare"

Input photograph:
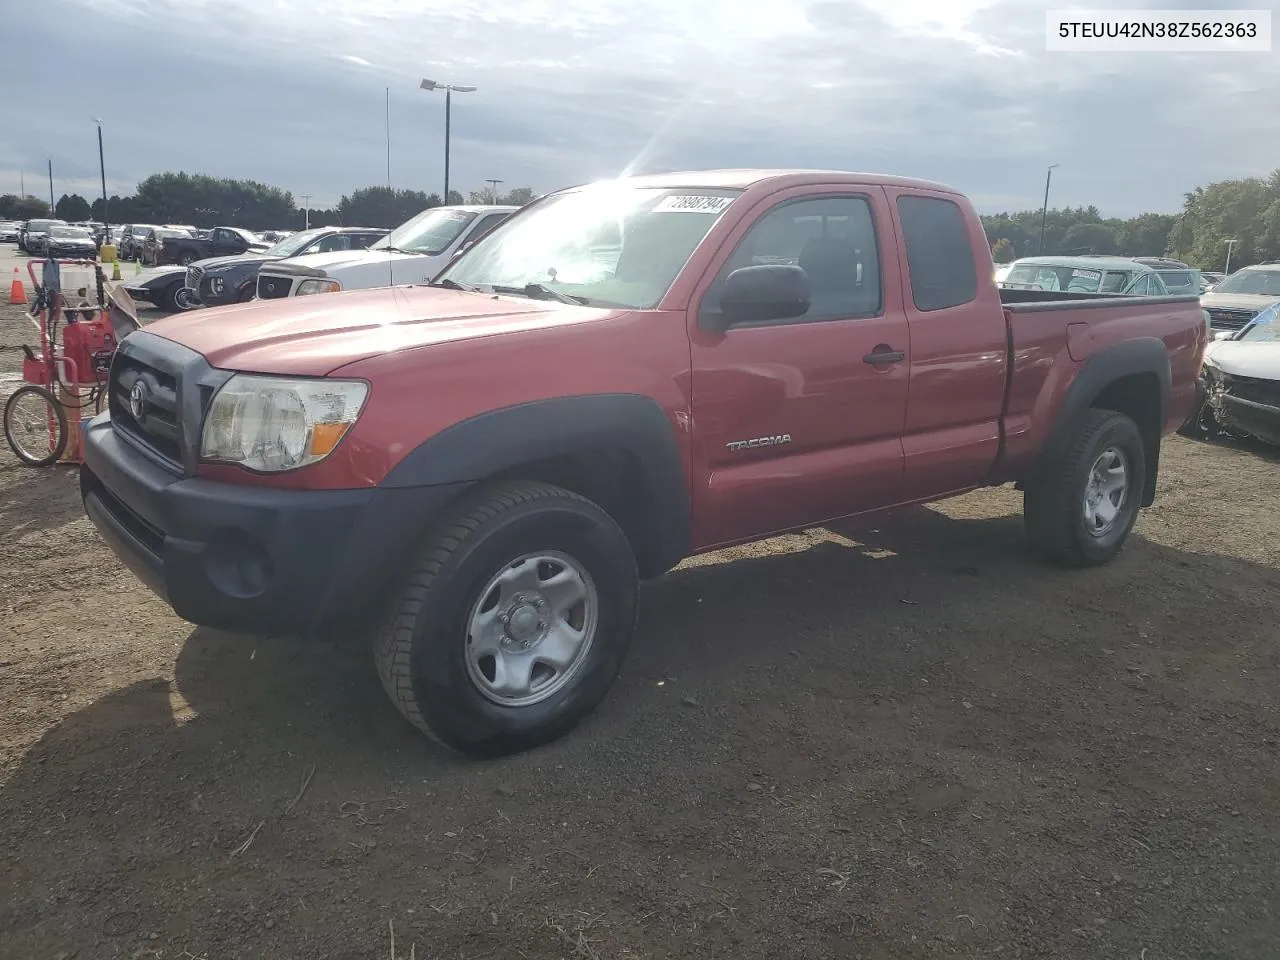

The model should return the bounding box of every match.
[1044,337,1171,506]
[381,394,691,578]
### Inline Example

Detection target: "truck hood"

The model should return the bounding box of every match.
[196,252,275,271]
[263,248,436,276]
[141,284,615,375]
[1201,293,1276,312]
[1204,341,1280,380]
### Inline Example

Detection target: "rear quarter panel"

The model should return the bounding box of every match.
[999,296,1206,475]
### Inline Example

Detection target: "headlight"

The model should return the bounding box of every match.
[200,374,369,472]
[209,277,225,295]
[296,278,341,295]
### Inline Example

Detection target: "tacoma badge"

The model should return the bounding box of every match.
[726,434,791,451]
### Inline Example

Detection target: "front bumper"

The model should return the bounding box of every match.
[1219,395,1280,445]
[80,415,471,636]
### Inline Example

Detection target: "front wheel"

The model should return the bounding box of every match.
[164,281,197,313]
[4,385,69,467]
[372,481,639,757]
[1024,409,1146,567]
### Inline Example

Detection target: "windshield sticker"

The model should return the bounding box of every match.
[653,195,733,213]
[1071,268,1102,279]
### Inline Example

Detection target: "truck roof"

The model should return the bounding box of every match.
[576,168,963,195]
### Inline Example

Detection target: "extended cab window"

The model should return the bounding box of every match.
[896,195,977,311]
[703,196,881,322]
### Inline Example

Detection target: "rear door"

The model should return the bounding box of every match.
[688,187,910,548]
[884,190,1008,500]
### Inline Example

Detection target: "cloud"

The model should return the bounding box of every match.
[1,0,1276,216]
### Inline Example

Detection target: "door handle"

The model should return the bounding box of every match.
[863,348,905,364]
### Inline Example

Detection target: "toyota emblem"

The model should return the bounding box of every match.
[129,380,149,420]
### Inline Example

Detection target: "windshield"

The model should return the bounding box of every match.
[50,226,91,238]
[155,229,188,239]
[1210,268,1280,296]
[1004,264,1106,293]
[437,186,742,308]
[266,228,326,258]
[372,208,477,255]
[1237,302,1280,342]
[29,220,61,232]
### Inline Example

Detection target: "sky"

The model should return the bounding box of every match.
[2,0,1277,217]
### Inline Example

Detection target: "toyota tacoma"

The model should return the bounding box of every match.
[81,169,1208,757]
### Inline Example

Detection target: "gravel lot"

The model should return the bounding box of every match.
[1,292,1278,960]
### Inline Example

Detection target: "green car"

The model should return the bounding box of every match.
[1001,256,1171,296]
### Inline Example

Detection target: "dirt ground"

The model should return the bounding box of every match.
[1,294,1278,960]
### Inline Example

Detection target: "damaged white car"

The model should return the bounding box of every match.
[1182,301,1280,444]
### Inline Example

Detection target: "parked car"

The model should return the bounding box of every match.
[1200,271,1226,292]
[154,225,268,266]
[1199,262,1280,335]
[1184,301,1280,443]
[1000,256,1171,296]
[1149,265,1201,295]
[121,265,200,313]
[254,205,514,299]
[140,226,198,266]
[186,226,388,306]
[118,224,160,261]
[18,218,68,254]
[81,169,1208,757]
[0,221,20,242]
[44,225,100,259]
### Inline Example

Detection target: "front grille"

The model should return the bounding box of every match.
[256,274,293,299]
[185,264,204,292]
[109,355,183,467]
[1222,372,1280,409]
[1206,307,1256,330]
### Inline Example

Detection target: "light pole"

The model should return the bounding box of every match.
[1038,163,1059,255]
[300,194,312,229]
[1223,238,1238,274]
[485,178,503,204]
[93,118,109,240]
[420,78,476,204]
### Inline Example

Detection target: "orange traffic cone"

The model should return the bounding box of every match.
[7,268,24,305]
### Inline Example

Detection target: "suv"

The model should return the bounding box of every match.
[80,169,1206,757]
[1200,262,1280,334]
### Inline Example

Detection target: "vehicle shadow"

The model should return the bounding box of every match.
[3,504,1279,959]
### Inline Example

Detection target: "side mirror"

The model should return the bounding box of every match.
[705,264,810,333]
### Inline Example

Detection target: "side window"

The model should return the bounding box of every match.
[702,195,882,323]
[355,233,383,249]
[1101,271,1130,293]
[896,195,977,311]
[469,213,510,243]
[1127,275,1151,295]
[212,228,228,243]
[314,234,351,253]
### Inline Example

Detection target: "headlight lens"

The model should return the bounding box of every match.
[209,276,225,294]
[296,278,341,295]
[200,374,368,472]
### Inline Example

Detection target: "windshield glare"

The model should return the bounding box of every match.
[51,226,90,238]
[373,208,477,255]
[267,228,326,258]
[1211,268,1280,296]
[437,186,742,308]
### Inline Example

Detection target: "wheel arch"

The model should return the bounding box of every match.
[1044,338,1170,506]
[380,394,692,579]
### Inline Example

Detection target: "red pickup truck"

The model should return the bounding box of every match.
[82,169,1207,756]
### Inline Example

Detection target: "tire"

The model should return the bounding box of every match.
[236,284,256,303]
[180,253,195,265]
[1024,409,1146,568]
[4,385,69,467]
[372,481,640,757]
[163,281,197,313]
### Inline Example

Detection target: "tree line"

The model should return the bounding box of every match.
[4,168,1279,272]
[0,172,538,232]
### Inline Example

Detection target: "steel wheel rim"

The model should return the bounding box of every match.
[464,550,599,707]
[6,391,62,462]
[1083,446,1129,537]
[174,287,194,310]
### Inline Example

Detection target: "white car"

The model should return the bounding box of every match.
[254,205,517,299]
[1191,301,1280,444]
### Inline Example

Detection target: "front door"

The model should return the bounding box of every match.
[688,188,910,549]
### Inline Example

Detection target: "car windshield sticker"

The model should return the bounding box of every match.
[653,195,733,213]
[1071,268,1102,279]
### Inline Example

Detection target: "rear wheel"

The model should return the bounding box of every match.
[1024,409,1146,567]
[372,481,639,757]
[4,385,68,467]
